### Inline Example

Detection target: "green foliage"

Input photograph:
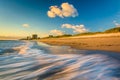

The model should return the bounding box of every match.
[52,34,72,38]
[43,34,72,39]
[104,27,120,33]
[74,32,102,36]
[42,27,120,39]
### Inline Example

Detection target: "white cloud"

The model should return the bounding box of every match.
[47,10,56,18]
[113,20,120,27]
[47,2,78,18]
[50,29,64,36]
[62,24,88,33]
[22,24,30,28]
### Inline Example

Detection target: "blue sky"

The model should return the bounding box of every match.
[0,0,120,37]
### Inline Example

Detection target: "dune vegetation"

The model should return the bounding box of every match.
[43,27,120,39]
[104,27,120,33]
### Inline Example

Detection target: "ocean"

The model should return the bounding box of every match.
[0,40,120,80]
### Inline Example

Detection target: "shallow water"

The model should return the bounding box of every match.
[0,40,120,80]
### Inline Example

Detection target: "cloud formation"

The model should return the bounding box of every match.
[62,24,88,33]
[50,29,64,36]
[47,2,78,18]
[22,24,30,28]
[113,20,120,27]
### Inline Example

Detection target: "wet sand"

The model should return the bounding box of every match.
[40,33,120,52]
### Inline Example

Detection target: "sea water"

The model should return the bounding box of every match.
[0,40,120,80]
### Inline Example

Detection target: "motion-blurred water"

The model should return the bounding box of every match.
[0,40,120,80]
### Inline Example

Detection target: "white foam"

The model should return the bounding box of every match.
[0,41,120,80]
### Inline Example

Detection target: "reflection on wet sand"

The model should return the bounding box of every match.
[0,41,120,80]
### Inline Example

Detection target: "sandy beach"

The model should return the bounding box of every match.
[40,33,120,52]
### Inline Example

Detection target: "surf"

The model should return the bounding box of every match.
[0,41,120,80]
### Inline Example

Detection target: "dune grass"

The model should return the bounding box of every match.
[42,27,120,39]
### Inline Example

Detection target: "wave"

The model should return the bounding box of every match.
[13,41,33,54]
[0,41,120,80]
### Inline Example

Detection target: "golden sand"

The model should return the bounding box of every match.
[40,33,120,52]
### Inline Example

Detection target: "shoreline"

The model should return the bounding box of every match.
[39,33,120,53]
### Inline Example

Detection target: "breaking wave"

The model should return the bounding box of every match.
[0,41,120,80]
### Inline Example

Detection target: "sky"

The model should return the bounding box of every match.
[0,0,120,38]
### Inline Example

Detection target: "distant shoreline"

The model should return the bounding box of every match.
[39,33,120,53]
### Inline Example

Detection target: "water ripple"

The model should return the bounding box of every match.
[0,41,120,80]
